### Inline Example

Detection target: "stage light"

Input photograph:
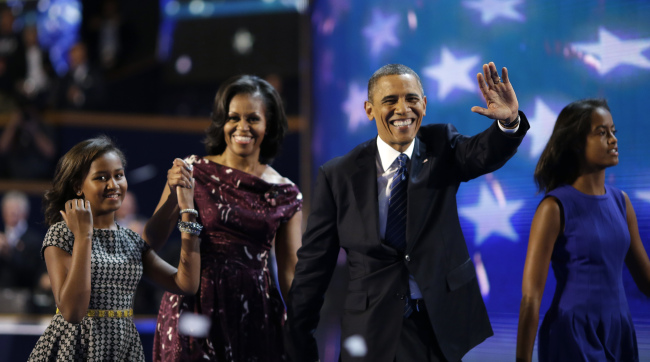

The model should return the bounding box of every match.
[165,1,180,16]
[233,28,254,55]
[175,55,192,74]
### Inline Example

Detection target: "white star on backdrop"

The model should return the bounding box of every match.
[362,9,400,56]
[526,98,557,158]
[571,27,650,75]
[459,183,524,246]
[342,82,369,132]
[422,47,480,100]
[463,0,525,24]
[637,190,650,203]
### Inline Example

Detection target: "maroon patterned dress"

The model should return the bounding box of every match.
[153,156,302,362]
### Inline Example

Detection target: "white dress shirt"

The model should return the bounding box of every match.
[375,120,518,300]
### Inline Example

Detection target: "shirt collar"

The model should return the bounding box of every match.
[376,136,415,172]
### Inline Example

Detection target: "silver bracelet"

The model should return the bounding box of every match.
[179,208,198,217]
[177,220,203,236]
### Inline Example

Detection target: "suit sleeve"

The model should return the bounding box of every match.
[450,110,530,182]
[285,165,341,362]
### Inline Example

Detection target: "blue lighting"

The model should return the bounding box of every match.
[36,0,82,76]
[312,0,650,317]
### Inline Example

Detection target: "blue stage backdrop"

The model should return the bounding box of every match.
[311,0,650,316]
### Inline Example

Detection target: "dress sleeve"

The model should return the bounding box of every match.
[268,183,303,223]
[184,154,202,166]
[139,235,151,256]
[40,221,75,260]
[123,227,151,257]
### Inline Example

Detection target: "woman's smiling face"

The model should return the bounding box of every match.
[223,92,267,159]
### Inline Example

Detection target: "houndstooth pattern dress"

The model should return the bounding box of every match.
[28,221,150,362]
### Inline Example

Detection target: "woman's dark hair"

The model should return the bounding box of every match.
[534,98,610,194]
[43,136,126,225]
[204,74,288,164]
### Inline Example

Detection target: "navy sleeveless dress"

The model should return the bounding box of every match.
[538,184,638,361]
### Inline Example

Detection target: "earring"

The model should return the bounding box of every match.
[76,191,82,196]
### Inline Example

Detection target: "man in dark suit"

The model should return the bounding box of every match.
[285,62,530,362]
[56,42,106,110]
[0,191,45,302]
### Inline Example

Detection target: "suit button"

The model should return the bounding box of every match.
[405,254,411,262]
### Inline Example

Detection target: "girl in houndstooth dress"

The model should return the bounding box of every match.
[28,136,202,361]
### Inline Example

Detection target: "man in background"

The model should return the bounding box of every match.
[0,191,45,312]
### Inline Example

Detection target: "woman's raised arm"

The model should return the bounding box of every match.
[143,158,193,251]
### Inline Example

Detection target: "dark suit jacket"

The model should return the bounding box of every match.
[0,228,44,289]
[286,115,529,362]
[56,64,106,111]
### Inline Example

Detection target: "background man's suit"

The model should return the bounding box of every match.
[286,114,530,362]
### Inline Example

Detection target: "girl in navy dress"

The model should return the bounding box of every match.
[516,99,650,362]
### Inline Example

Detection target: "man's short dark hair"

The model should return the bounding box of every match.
[367,64,424,102]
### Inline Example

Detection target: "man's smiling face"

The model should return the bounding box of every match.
[365,74,427,152]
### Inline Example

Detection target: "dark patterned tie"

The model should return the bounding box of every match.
[384,153,408,253]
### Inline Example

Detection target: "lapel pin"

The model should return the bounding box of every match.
[423,159,428,163]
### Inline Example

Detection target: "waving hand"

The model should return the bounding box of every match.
[471,62,519,123]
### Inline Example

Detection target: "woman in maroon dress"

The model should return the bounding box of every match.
[144,75,303,361]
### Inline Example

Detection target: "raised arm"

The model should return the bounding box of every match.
[274,210,303,304]
[142,176,201,295]
[45,199,94,324]
[516,197,561,362]
[623,192,650,296]
[471,62,519,124]
[143,158,193,251]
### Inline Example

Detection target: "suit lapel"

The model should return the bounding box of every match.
[406,137,431,251]
[351,141,382,247]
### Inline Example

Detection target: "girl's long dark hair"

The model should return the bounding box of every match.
[534,98,609,194]
[43,136,126,226]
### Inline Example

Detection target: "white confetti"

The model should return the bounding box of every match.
[178,312,211,338]
[343,335,367,357]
